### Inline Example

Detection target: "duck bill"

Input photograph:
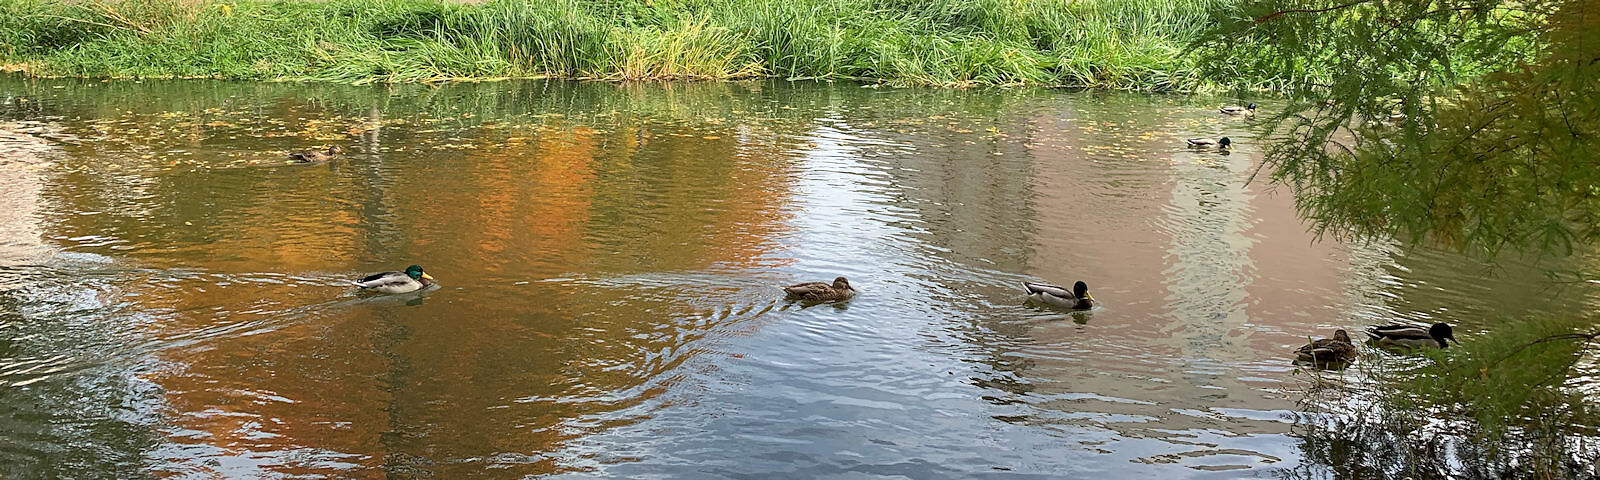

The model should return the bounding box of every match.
[1085,293,1094,301]
[421,273,435,280]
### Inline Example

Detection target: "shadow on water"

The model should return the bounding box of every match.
[0,75,1597,478]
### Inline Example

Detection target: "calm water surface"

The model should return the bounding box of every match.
[1,77,1596,478]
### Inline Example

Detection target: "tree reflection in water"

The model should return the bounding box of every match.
[1279,367,1600,480]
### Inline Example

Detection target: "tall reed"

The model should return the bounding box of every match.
[0,0,1263,90]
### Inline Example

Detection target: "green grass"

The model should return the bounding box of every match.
[0,0,1252,89]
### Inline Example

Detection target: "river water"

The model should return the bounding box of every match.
[0,77,1595,478]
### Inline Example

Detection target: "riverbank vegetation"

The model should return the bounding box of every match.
[0,0,1261,89]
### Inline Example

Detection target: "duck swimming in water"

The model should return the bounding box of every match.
[1366,322,1456,349]
[1023,280,1095,310]
[353,265,435,294]
[1186,137,1232,150]
[1295,329,1358,365]
[784,276,856,302]
[1219,103,1257,116]
[289,145,342,163]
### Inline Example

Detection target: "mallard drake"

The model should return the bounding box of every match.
[1295,329,1357,364]
[1186,137,1231,150]
[784,276,856,302]
[1023,280,1095,310]
[353,264,435,294]
[1219,103,1257,116]
[1366,322,1455,348]
[289,145,342,163]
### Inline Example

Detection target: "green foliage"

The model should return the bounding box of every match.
[1399,318,1597,435]
[1294,318,1600,478]
[450,0,615,78]
[603,18,760,80]
[1196,0,1596,256]
[708,0,849,77]
[1196,0,1600,470]
[0,0,1267,89]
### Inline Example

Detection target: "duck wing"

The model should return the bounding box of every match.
[1366,324,1429,340]
[1295,338,1339,354]
[783,282,834,296]
[1296,338,1355,362]
[354,271,410,289]
[1186,138,1214,146]
[1022,281,1074,299]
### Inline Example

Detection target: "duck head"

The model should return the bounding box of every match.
[1218,137,1232,149]
[1073,281,1092,300]
[1333,329,1352,343]
[328,145,344,155]
[1429,323,1455,347]
[1246,103,1257,111]
[405,265,435,281]
[833,276,852,291]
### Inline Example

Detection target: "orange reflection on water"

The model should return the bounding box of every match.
[97,113,802,476]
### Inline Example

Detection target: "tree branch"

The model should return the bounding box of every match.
[1444,331,1600,381]
[1254,0,1381,25]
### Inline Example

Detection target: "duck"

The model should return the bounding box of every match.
[1023,280,1095,310]
[1186,137,1231,150]
[1219,103,1257,116]
[289,145,342,163]
[353,264,435,294]
[784,276,856,302]
[1295,329,1358,365]
[1366,322,1456,349]
[1379,113,1410,127]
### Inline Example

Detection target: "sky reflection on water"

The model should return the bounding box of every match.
[1,77,1596,478]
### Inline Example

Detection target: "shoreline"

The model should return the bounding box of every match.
[0,0,1255,90]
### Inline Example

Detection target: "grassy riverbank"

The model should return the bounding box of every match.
[0,0,1254,89]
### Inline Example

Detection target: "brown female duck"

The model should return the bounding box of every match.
[1295,329,1358,365]
[784,276,856,302]
[289,145,342,163]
